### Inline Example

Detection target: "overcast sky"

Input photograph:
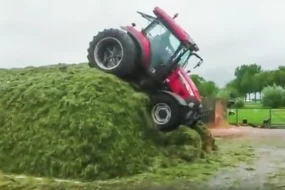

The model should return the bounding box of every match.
[1,0,284,86]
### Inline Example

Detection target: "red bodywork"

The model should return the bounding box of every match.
[153,7,199,51]
[166,68,201,102]
[123,7,201,103]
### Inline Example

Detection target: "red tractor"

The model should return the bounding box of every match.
[87,7,204,132]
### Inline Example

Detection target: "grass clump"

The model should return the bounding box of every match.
[0,63,205,181]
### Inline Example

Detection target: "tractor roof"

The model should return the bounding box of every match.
[153,7,199,51]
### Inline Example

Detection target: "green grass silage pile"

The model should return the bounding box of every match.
[0,64,203,181]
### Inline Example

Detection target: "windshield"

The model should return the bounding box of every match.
[172,43,192,68]
[145,21,191,67]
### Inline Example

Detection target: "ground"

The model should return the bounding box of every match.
[1,127,285,190]
[207,127,285,190]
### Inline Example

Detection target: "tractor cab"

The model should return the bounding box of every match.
[137,7,203,102]
[137,7,203,73]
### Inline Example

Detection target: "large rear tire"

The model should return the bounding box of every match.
[87,29,137,78]
[150,93,182,132]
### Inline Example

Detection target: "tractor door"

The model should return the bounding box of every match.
[144,24,179,71]
[148,31,172,68]
[138,11,184,75]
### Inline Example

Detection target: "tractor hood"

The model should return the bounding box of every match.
[178,67,201,102]
[153,7,199,52]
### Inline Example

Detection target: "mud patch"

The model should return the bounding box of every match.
[210,127,285,138]
[204,133,285,190]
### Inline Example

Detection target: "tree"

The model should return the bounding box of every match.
[225,79,240,98]
[251,73,263,101]
[191,74,218,97]
[233,64,262,97]
[240,71,251,97]
[234,63,262,79]
[191,74,205,87]
[201,81,218,97]
[273,68,285,87]
[216,88,231,100]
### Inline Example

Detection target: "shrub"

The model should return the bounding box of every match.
[0,64,205,181]
[261,85,285,108]
[233,98,245,108]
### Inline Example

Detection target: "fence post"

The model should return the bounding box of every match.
[236,109,238,125]
[269,109,272,125]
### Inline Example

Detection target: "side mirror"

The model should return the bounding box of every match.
[193,60,202,69]
[173,13,178,19]
[191,53,204,69]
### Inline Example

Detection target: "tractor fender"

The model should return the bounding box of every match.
[120,26,150,68]
[155,90,188,106]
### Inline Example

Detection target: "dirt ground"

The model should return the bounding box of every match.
[207,127,285,190]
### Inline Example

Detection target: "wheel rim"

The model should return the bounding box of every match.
[94,37,124,70]
[151,103,172,125]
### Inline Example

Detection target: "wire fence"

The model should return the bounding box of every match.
[227,108,285,127]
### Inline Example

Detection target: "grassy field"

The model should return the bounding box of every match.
[227,101,285,125]
[243,102,263,108]
[228,108,285,125]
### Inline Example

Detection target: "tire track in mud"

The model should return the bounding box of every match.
[207,127,285,190]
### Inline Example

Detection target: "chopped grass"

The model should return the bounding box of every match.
[0,138,256,190]
[0,63,212,181]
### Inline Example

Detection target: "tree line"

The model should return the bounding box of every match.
[192,64,285,108]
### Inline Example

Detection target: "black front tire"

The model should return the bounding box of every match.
[87,28,137,78]
[150,93,182,132]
